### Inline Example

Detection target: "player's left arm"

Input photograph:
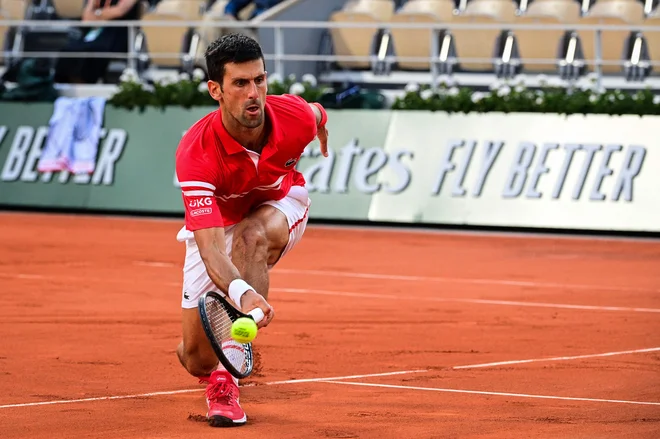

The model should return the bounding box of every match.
[279,94,329,156]
[308,102,329,158]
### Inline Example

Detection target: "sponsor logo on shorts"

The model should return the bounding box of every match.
[191,207,212,217]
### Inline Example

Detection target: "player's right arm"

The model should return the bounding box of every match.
[176,155,273,327]
[193,230,274,329]
[192,227,242,294]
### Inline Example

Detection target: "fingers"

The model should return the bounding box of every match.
[236,289,275,328]
[319,127,329,158]
[253,292,274,328]
[256,303,274,328]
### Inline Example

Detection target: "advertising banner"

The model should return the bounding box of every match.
[371,112,657,232]
[0,103,657,232]
[299,112,658,232]
[0,103,198,213]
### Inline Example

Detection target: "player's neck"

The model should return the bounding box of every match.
[222,113,269,154]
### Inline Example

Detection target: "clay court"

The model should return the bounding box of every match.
[0,212,658,438]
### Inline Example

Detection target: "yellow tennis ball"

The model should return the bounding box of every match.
[231,317,258,343]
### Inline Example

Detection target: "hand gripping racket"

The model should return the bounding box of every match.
[198,291,265,379]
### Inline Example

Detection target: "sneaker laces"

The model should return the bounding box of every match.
[205,377,237,406]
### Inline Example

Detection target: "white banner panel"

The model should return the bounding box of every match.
[367,113,659,232]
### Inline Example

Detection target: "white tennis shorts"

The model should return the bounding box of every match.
[176,186,311,309]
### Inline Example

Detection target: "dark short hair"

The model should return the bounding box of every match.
[204,34,265,86]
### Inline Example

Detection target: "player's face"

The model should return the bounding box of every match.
[215,59,267,129]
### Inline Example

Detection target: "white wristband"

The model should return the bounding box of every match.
[228,278,253,306]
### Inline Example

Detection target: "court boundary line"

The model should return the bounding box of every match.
[323,381,660,407]
[0,388,203,409]
[0,369,428,410]
[272,269,660,294]
[271,287,660,314]
[0,272,660,313]
[128,262,660,295]
[261,369,428,385]
[453,347,660,369]
[5,366,659,410]
[125,263,659,295]
[1,272,658,314]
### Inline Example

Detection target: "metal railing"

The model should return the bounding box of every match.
[2,18,660,88]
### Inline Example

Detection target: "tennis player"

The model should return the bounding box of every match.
[173,34,329,427]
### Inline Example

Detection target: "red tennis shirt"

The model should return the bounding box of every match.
[175,94,318,233]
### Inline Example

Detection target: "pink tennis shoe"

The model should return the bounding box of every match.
[200,370,247,427]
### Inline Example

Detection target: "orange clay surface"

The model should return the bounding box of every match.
[0,212,659,439]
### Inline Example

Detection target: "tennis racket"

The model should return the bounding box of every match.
[198,291,265,379]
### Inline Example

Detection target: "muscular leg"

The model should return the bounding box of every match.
[176,308,219,378]
[230,205,290,300]
[176,204,290,378]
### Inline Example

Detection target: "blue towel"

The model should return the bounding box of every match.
[38,96,106,175]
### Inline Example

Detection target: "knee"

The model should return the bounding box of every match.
[234,220,269,255]
[177,341,217,378]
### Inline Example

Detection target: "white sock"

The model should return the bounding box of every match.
[216,363,239,386]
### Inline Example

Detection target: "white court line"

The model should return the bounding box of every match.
[0,388,202,409]
[4,263,659,296]
[273,268,660,294]
[453,347,660,370]
[5,261,659,296]
[0,369,427,410]
[13,274,44,280]
[263,369,428,385]
[2,273,659,313]
[133,261,174,268]
[324,381,660,407]
[0,272,181,288]
[271,287,660,314]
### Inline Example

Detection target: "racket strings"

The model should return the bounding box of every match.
[206,297,250,374]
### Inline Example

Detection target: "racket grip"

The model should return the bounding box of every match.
[248,307,265,324]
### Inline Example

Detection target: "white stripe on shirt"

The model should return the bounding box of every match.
[183,190,215,196]
[180,181,216,190]
[215,175,285,202]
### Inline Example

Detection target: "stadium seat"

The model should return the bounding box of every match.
[389,0,455,70]
[0,0,27,65]
[512,0,580,73]
[644,13,660,75]
[140,0,206,69]
[576,0,645,74]
[328,0,395,69]
[192,0,257,72]
[2,0,27,18]
[50,0,82,18]
[448,0,517,72]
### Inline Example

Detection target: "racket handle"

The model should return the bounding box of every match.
[248,307,265,324]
